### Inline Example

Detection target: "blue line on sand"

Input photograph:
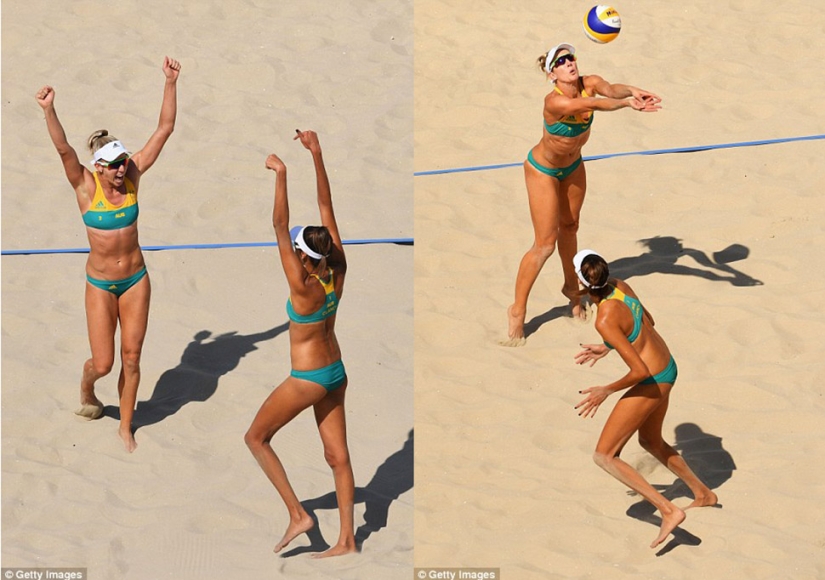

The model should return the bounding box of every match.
[413,134,825,176]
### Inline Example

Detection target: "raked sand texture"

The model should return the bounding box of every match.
[2,1,412,578]
[415,0,825,578]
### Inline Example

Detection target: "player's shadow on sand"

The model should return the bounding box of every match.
[280,429,414,557]
[523,236,762,338]
[103,323,287,429]
[624,423,736,556]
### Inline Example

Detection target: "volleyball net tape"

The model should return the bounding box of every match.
[4,134,822,256]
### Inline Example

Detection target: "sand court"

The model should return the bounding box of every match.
[414,0,825,577]
[2,0,412,577]
[5,0,825,577]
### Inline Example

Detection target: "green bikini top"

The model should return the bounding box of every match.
[286,269,339,324]
[544,86,594,138]
[602,287,643,350]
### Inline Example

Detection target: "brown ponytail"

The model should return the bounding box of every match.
[302,226,333,268]
[580,254,613,300]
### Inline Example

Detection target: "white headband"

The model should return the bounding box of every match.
[293,226,324,260]
[573,249,607,289]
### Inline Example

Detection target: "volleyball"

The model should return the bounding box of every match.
[583,5,622,44]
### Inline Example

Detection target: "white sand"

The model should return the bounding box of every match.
[415,0,825,577]
[1,1,412,578]
[5,0,825,577]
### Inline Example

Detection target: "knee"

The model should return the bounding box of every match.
[638,433,668,456]
[637,434,656,452]
[559,216,580,236]
[243,430,258,452]
[323,446,351,471]
[531,237,558,259]
[120,348,142,374]
[592,451,612,471]
[244,428,270,453]
[87,357,114,378]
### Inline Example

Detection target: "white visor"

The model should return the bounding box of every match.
[290,225,324,260]
[91,140,131,165]
[544,42,576,74]
[573,248,606,289]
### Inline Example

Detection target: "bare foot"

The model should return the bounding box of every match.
[500,305,526,347]
[650,507,685,549]
[498,336,527,347]
[76,381,104,419]
[310,541,357,559]
[118,427,137,453]
[562,287,586,321]
[273,514,314,553]
[686,490,719,509]
[569,300,586,320]
[75,401,104,420]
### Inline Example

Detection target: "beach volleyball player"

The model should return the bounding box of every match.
[245,130,356,557]
[572,249,718,548]
[35,57,181,452]
[503,43,660,345]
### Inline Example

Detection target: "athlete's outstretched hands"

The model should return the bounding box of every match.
[574,343,610,367]
[575,385,612,419]
[631,88,661,105]
[629,97,661,112]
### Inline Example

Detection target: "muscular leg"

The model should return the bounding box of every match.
[115,274,151,452]
[311,380,356,558]
[244,377,328,553]
[557,162,587,319]
[592,382,685,548]
[79,283,118,420]
[637,387,718,509]
[503,162,561,345]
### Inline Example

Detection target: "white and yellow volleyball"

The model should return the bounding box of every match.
[583,5,622,44]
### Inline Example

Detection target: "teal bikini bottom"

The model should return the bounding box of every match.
[86,267,147,297]
[527,151,583,181]
[291,359,347,392]
[640,356,678,386]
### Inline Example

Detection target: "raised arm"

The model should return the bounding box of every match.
[294,130,345,260]
[266,154,307,293]
[130,57,181,174]
[294,130,346,269]
[35,86,87,190]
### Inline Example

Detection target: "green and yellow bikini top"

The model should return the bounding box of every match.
[602,286,643,350]
[286,268,339,324]
[82,173,138,230]
[544,85,594,138]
